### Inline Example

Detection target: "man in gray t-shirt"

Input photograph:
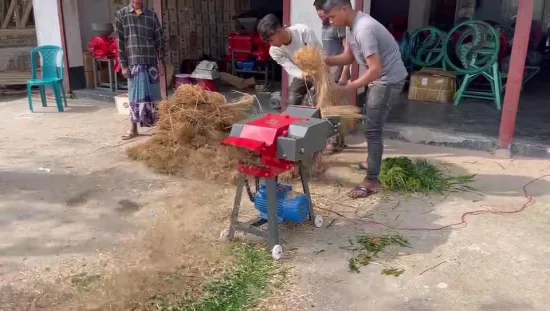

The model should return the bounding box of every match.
[324,0,408,199]
[314,0,350,83]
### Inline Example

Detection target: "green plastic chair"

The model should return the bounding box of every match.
[27,45,67,112]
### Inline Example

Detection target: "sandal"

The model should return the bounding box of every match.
[121,131,139,140]
[347,185,377,199]
[358,163,368,170]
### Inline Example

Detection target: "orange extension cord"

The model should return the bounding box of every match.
[316,174,550,232]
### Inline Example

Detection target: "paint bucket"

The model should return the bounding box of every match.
[175,74,192,89]
[197,78,218,92]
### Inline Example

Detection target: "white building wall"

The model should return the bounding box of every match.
[32,0,83,68]
[33,0,62,47]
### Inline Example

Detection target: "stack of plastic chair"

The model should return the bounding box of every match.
[27,45,67,112]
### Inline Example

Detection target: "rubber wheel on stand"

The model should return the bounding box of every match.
[219,228,231,242]
[271,245,283,260]
[314,215,324,228]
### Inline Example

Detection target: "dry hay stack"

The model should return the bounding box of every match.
[127,84,254,182]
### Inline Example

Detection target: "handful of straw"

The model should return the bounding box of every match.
[294,46,362,120]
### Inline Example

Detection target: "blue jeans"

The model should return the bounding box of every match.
[364,81,405,183]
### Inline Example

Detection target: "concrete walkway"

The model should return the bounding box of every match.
[1,95,549,310]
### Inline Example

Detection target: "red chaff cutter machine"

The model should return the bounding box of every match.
[220,106,335,259]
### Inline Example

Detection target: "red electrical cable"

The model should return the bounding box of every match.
[316,174,549,232]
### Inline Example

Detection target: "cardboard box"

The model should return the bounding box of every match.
[220,72,255,90]
[115,93,130,115]
[408,69,456,104]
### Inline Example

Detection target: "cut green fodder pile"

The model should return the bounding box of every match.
[380,157,475,193]
[345,233,411,274]
[160,244,282,311]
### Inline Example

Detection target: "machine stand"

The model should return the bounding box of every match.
[221,165,323,260]
[299,162,323,228]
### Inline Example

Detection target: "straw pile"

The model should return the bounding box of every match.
[127,84,254,182]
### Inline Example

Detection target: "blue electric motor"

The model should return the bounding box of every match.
[254,183,310,224]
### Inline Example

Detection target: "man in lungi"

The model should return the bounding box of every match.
[115,0,165,140]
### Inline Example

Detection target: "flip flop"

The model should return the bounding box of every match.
[121,131,139,141]
[358,163,368,170]
[347,186,377,199]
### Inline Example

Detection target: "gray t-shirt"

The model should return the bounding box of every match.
[322,24,346,56]
[348,12,407,84]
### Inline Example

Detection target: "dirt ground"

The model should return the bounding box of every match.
[1,96,550,310]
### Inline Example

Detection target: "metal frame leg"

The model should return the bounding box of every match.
[299,162,316,222]
[228,174,246,240]
[108,60,115,92]
[93,58,98,89]
[265,177,280,249]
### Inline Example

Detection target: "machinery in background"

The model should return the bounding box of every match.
[443,20,503,109]
[404,19,543,109]
[220,106,335,260]
[87,23,124,92]
[226,17,274,88]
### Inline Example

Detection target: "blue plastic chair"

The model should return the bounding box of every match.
[27,45,67,112]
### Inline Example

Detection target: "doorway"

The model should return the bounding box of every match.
[429,0,458,31]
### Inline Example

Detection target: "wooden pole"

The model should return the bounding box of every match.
[497,0,534,152]
[57,0,71,94]
[153,0,167,99]
[351,0,364,108]
[1,0,16,29]
[282,0,290,108]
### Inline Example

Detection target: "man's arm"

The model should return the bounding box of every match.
[344,29,382,90]
[114,11,127,69]
[326,43,354,66]
[153,12,165,65]
[270,47,304,79]
[339,36,351,82]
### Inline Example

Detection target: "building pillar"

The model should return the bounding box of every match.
[153,0,167,99]
[282,0,291,107]
[351,0,364,106]
[497,0,534,154]
[61,0,84,90]
[408,0,432,31]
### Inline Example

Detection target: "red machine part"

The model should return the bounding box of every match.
[226,32,270,62]
[221,114,309,178]
[88,36,121,73]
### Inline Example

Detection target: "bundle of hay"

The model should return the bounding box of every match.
[294,46,362,119]
[127,85,254,182]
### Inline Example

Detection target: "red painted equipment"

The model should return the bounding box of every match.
[219,106,332,260]
[222,113,304,178]
[226,32,270,62]
[196,78,217,92]
[88,36,121,72]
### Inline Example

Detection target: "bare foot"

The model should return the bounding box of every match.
[323,143,337,155]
